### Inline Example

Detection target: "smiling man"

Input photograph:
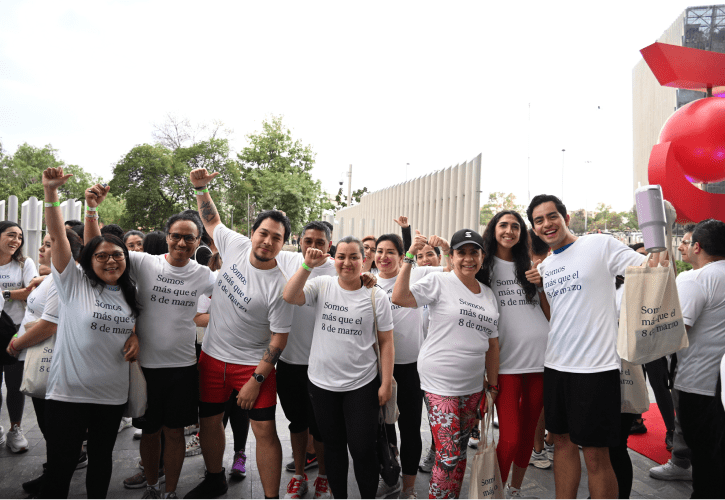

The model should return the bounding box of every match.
[526,194,647,499]
[186,168,294,500]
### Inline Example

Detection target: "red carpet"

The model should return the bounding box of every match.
[627,403,671,465]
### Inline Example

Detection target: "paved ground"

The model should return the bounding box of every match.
[0,394,692,499]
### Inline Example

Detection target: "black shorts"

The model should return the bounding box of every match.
[276,360,322,441]
[543,367,620,448]
[132,365,199,433]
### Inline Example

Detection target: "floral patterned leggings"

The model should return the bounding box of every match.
[424,391,483,499]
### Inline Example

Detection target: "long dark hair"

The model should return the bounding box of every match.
[480,211,537,303]
[78,235,140,318]
[0,222,25,263]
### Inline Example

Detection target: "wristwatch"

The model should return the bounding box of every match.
[252,372,265,383]
[2,290,10,301]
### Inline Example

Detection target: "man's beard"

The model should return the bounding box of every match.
[253,251,273,262]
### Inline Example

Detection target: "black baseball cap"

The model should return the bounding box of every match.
[450,229,484,250]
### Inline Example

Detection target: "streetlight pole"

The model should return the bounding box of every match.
[561,149,566,202]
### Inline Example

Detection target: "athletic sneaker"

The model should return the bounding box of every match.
[630,418,647,434]
[77,450,89,469]
[118,417,133,433]
[284,474,308,499]
[166,493,178,499]
[544,441,554,461]
[22,472,46,496]
[402,488,418,499]
[418,446,435,473]
[123,470,166,489]
[504,484,541,500]
[134,428,143,440]
[376,476,402,499]
[184,424,200,436]
[185,434,202,457]
[285,452,318,472]
[230,451,246,479]
[0,426,5,447]
[183,469,228,499]
[6,424,28,453]
[468,427,481,449]
[529,448,551,469]
[649,460,692,481]
[142,486,163,499]
[313,475,331,499]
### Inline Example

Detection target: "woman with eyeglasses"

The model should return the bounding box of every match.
[124,230,145,253]
[39,168,140,499]
[85,183,216,499]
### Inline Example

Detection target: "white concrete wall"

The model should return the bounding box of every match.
[334,154,482,241]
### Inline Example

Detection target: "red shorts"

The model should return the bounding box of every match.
[198,351,277,409]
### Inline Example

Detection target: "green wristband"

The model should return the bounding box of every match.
[195,188,209,195]
[44,201,60,207]
[301,262,312,272]
[405,252,415,259]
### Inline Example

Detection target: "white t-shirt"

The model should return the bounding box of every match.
[674,260,725,397]
[411,272,499,396]
[376,266,443,364]
[47,262,136,404]
[17,276,59,362]
[196,293,212,344]
[202,224,294,365]
[538,235,647,374]
[129,253,216,368]
[304,276,394,392]
[276,251,337,365]
[1,258,38,324]
[490,257,549,374]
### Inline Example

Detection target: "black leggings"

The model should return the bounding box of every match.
[642,356,675,431]
[609,413,636,500]
[40,400,125,499]
[223,391,250,453]
[309,378,380,499]
[385,362,423,476]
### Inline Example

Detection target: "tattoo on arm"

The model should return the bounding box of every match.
[199,200,218,223]
[262,346,283,365]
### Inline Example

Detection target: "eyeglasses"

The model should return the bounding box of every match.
[94,252,126,262]
[168,233,199,243]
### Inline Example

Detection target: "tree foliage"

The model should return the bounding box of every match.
[332,186,368,211]
[479,192,527,227]
[568,203,639,234]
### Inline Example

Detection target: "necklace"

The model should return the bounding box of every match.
[105,284,121,291]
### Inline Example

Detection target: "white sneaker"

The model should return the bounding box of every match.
[418,446,435,473]
[185,434,201,457]
[0,426,5,447]
[505,484,534,499]
[544,441,554,461]
[6,424,29,453]
[649,460,692,481]
[184,424,200,436]
[529,448,551,469]
[284,474,308,499]
[376,476,402,499]
[118,417,133,433]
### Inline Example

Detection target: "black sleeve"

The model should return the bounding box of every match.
[402,225,411,252]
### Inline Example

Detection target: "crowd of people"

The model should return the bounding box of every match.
[1,166,724,499]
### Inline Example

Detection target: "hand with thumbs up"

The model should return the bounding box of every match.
[525,259,543,285]
[408,229,428,255]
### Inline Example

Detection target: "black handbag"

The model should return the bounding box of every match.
[0,310,19,365]
[377,406,401,487]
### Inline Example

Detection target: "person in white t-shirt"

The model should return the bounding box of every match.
[6,229,83,496]
[672,219,725,498]
[374,231,447,498]
[478,210,550,498]
[274,221,335,499]
[186,168,294,500]
[283,236,395,499]
[0,221,39,453]
[393,228,500,499]
[526,194,647,499]
[39,167,140,499]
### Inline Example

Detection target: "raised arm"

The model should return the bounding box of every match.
[391,230,427,308]
[190,168,222,237]
[393,216,412,250]
[84,183,111,242]
[42,168,74,273]
[428,235,452,272]
[283,248,330,305]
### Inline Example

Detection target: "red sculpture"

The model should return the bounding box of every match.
[640,42,725,223]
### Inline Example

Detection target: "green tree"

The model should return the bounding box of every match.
[99,193,127,227]
[479,192,526,227]
[235,115,327,236]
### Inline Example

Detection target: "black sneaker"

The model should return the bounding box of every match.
[22,473,46,495]
[183,469,228,499]
[630,418,647,435]
[284,453,318,472]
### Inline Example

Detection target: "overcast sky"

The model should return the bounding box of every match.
[0,0,693,215]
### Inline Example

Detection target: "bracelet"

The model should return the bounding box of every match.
[301,262,312,272]
[85,213,99,219]
[193,184,207,190]
[403,257,415,265]
[195,188,209,195]
[86,206,97,212]
[405,251,415,259]
[487,384,499,392]
[44,201,60,208]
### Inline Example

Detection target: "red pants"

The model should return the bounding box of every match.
[494,373,544,483]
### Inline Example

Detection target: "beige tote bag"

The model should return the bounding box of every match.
[20,334,56,398]
[123,361,148,418]
[469,392,504,499]
[616,256,688,365]
[620,360,651,414]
